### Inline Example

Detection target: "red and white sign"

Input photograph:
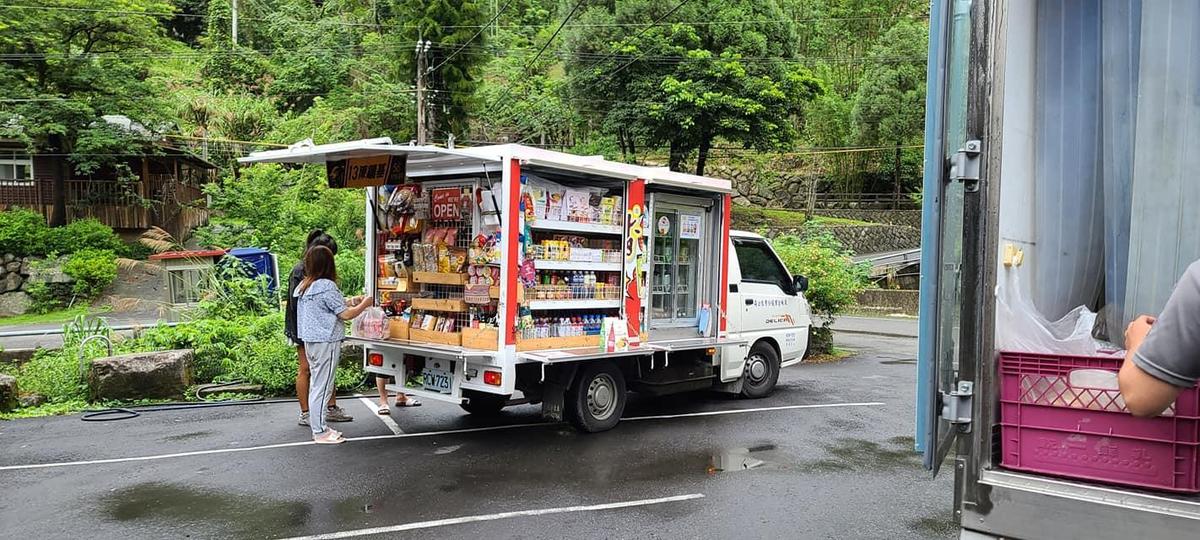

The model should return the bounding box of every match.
[430,188,462,221]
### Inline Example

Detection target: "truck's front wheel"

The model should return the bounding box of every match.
[741,341,781,399]
[460,390,509,416]
[566,362,626,433]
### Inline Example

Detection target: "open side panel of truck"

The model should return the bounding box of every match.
[920,1,1200,537]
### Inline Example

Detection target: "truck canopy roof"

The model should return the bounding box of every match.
[238,138,732,194]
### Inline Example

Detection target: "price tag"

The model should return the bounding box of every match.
[430,188,462,221]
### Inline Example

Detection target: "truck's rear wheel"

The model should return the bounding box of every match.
[741,341,780,399]
[460,390,509,416]
[566,362,626,433]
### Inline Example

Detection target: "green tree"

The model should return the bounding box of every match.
[852,19,928,197]
[566,0,821,175]
[0,0,176,225]
[388,0,491,141]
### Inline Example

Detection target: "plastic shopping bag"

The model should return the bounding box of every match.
[996,270,1119,356]
[352,306,388,339]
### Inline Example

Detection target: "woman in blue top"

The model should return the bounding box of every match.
[295,245,374,444]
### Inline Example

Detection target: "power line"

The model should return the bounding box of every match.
[426,0,514,73]
[0,4,923,30]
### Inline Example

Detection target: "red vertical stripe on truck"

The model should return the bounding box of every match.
[624,179,647,342]
[504,159,521,345]
[719,194,731,333]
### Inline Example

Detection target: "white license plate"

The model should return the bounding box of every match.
[422,368,452,393]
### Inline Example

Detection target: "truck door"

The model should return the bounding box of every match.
[730,236,807,361]
[916,0,985,476]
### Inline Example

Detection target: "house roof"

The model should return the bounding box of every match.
[149,249,227,261]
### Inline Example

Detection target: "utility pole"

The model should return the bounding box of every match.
[415,39,430,145]
[231,0,239,45]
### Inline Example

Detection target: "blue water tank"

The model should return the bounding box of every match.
[227,247,280,293]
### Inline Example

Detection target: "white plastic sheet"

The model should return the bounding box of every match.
[996,270,1117,357]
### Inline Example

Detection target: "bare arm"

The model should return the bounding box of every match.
[338,296,374,321]
[1119,315,1182,417]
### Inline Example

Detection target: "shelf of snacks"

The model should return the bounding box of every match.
[408,312,463,345]
[528,299,621,311]
[529,220,622,236]
[533,260,622,272]
[412,272,468,285]
[411,298,468,312]
[462,326,499,350]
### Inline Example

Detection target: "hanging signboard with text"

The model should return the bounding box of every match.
[326,154,407,188]
[430,187,463,221]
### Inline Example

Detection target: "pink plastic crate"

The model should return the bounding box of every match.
[999,351,1200,493]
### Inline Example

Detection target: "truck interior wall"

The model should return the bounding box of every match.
[996,0,1200,350]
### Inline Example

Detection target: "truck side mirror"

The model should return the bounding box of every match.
[793,275,809,293]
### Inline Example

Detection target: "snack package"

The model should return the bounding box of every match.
[437,245,451,273]
[448,247,467,273]
[563,189,591,222]
[546,191,565,221]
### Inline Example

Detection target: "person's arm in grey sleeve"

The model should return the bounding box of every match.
[1119,261,1200,417]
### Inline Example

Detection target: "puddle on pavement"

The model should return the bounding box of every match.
[798,436,921,473]
[707,445,776,474]
[102,483,310,538]
[907,514,959,537]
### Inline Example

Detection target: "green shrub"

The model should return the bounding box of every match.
[63,249,118,300]
[772,229,870,324]
[131,318,253,383]
[48,219,124,254]
[17,349,87,403]
[0,208,48,256]
[0,210,124,257]
[196,262,276,320]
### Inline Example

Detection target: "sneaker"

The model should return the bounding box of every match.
[299,411,310,426]
[326,405,354,422]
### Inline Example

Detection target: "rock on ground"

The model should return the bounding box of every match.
[88,350,194,402]
[0,292,32,316]
[0,374,17,412]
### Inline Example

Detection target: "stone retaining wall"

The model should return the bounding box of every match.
[814,209,923,230]
[855,289,920,316]
[0,254,72,316]
[763,225,921,255]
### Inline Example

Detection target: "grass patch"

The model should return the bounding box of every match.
[0,399,89,420]
[0,304,111,327]
[804,347,855,364]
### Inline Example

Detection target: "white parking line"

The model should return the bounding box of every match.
[278,493,706,540]
[353,395,404,435]
[0,402,884,472]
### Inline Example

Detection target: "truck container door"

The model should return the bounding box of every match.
[916,0,985,476]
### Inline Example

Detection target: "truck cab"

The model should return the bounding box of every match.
[726,231,812,377]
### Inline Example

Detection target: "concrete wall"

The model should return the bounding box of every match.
[855,289,920,316]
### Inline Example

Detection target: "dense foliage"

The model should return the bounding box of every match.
[772,230,870,323]
[0,209,126,257]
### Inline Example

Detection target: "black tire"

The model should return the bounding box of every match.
[460,390,509,416]
[566,361,627,433]
[741,341,781,399]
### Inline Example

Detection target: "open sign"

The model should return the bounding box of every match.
[431,188,462,221]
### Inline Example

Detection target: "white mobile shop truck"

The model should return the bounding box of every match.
[240,141,811,432]
[921,0,1200,537]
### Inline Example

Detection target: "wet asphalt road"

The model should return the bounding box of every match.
[0,332,955,539]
